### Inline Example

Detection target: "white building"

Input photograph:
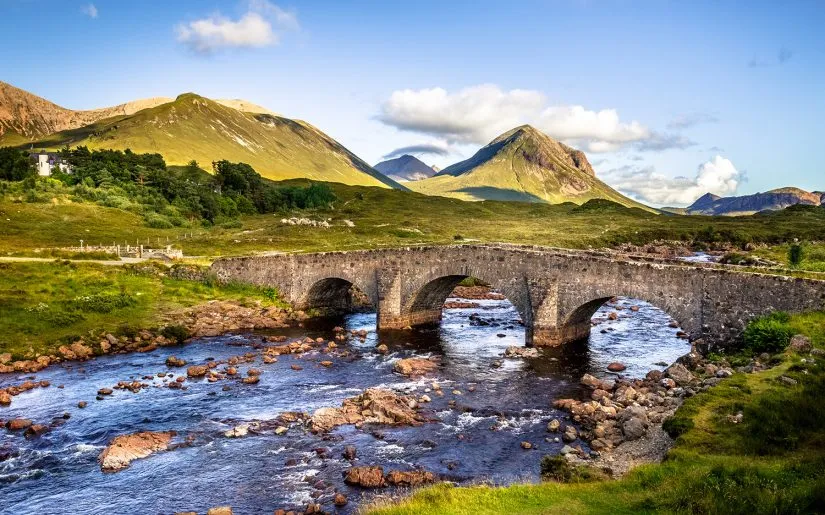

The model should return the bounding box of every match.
[31,152,71,176]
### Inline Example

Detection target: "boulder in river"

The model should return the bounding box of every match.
[5,419,32,431]
[665,363,694,386]
[384,469,436,486]
[607,362,626,372]
[344,466,385,488]
[99,431,176,472]
[310,388,425,432]
[394,358,438,376]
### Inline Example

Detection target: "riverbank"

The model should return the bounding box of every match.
[0,260,294,364]
[366,311,825,515]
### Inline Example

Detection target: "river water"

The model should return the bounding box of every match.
[0,296,689,514]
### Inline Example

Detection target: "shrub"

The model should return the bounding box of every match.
[161,324,190,344]
[663,414,694,438]
[262,287,279,302]
[116,323,140,338]
[68,292,136,313]
[742,312,792,354]
[144,212,174,229]
[789,243,804,267]
[540,455,607,483]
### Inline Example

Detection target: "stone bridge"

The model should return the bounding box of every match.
[210,244,825,348]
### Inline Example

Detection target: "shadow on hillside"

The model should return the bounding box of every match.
[456,186,546,203]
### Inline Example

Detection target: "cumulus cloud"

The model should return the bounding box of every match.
[81,3,97,18]
[382,142,450,160]
[378,85,656,153]
[378,85,545,144]
[176,1,298,54]
[601,155,742,206]
[666,113,719,130]
[535,105,650,153]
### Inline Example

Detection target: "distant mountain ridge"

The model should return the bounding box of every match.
[0,81,405,189]
[406,125,649,209]
[374,154,439,182]
[684,187,822,215]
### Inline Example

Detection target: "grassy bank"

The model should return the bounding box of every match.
[366,312,825,515]
[3,180,825,257]
[0,261,285,360]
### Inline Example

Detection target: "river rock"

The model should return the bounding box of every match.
[99,431,176,472]
[393,358,438,376]
[5,419,32,431]
[186,365,208,378]
[384,469,436,486]
[334,493,348,506]
[504,346,539,358]
[547,419,561,432]
[788,334,812,353]
[607,362,626,372]
[0,391,10,406]
[206,507,233,515]
[24,424,49,438]
[166,356,186,367]
[562,425,578,442]
[343,445,357,460]
[344,466,385,488]
[665,363,694,386]
[225,424,249,438]
[310,388,425,432]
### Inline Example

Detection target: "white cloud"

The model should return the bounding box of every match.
[601,155,742,206]
[176,1,298,54]
[81,3,97,18]
[378,85,546,144]
[382,141,451,159]
[536,105,650,153]
[378,85,662,153]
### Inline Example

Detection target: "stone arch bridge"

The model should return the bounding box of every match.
[211,245,825,348]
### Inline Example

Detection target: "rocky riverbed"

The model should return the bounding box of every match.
[0,294,693,514]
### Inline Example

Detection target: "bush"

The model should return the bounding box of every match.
[44,310,85,327]
[161,324,190,344]
[540,455,607,483]
[742,312,792,354]
[789,243,804,267]
[663,414,694,438]
[262,287,279,303]
[67,292,136,313]
[144,212,174,229]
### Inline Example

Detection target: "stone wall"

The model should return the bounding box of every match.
[211,245,825,348]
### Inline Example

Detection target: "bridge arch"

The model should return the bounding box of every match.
[297,275,377,312]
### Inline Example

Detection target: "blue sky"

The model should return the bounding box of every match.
[1,0,823,205]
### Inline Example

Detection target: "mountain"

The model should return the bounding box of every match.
[4,85,404,189]
[0,80,171,145]
[406,125,648,209]
[685,187,822,215]
[374,154,439,182]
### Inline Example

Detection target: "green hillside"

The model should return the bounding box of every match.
[408,125,650,210]
[25,93,405,190]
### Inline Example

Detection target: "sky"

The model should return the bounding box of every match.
[1,0,823,206]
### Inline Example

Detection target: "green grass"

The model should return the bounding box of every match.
[0,261,287,359]
[4,180,825,259]
[754,242,825,273]
[366,312,825,515]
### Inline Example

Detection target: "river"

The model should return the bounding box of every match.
[0,295,689,514]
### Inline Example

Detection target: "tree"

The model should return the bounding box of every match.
[788,243,804,267]
[0,147,35,181]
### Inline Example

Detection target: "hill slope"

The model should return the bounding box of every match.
[686,187,822,215]
[374,154,439,182]
[406,125,648,209]
[22,93,405,189]
[0,80,171,145]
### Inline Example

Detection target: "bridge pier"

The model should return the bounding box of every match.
[530,322,592,347]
